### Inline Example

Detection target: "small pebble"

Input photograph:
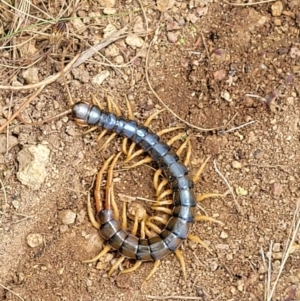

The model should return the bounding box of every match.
[125,34,144,48]
[220,231,228,239]
[272,252,283,260]
[210,261,218,271]
[60,209,76,225]
[26,233,43,248]
[167,31,178,43]
[232,160,242,169]
[92,71,110,86]
[271,1,283,17]
[272,242,281,252]
[103,8,116,14]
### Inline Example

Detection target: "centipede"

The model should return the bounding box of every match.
[72,100,223,281]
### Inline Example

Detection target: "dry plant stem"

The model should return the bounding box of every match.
[0,177,8,207]
[72,27,128,69]
[213,159,242,214]
[0,54,80,90]
[145,296,204,300]
[0,283,24,301]
[0,85,45,133]
[224,0,276,5]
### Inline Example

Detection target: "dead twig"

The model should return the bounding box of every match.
[218,120,256,135]
[0,284,24,301]
[145,295,204,300]
[224,0,277,6]
[0,85,45,133]
[0,53,80,90]
[213,159,242,214]
[72,27,128,69]
[0,177,8,208]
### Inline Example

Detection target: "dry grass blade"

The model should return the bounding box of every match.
[265,201,300,301]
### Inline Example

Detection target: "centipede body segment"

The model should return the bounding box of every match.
[73,102,197,262]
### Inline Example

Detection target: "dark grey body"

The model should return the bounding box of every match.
[73,102,196,261]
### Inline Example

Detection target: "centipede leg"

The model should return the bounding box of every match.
[145,260,160,281]
[125,130,188,169]
[93,94,122,150]
[108,256,125,277]
[174,249,186,281]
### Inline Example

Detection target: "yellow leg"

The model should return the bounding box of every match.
[94,154,115,213]
[150,206,172,215]
[174,249,186,281]
[110,183,119,221]
[145,221,162,234]
[119,261,142,275]
[147,216,168,225]
[122,200,127,230]
[197,193,225,202]
[108,256,125,277]
[87,194,100,229]
[193,156,211,182]
[156,189,173,202]
[188,234,213,254]
[156,178,169,197]
[145,260,160,281]
[195,214,224,226]
[83,245,111,263]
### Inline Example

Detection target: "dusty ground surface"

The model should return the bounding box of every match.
[0,0,300,300]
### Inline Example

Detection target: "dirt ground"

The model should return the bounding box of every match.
[0,0,300,300]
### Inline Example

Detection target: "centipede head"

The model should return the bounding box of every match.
[72,101,91,126]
